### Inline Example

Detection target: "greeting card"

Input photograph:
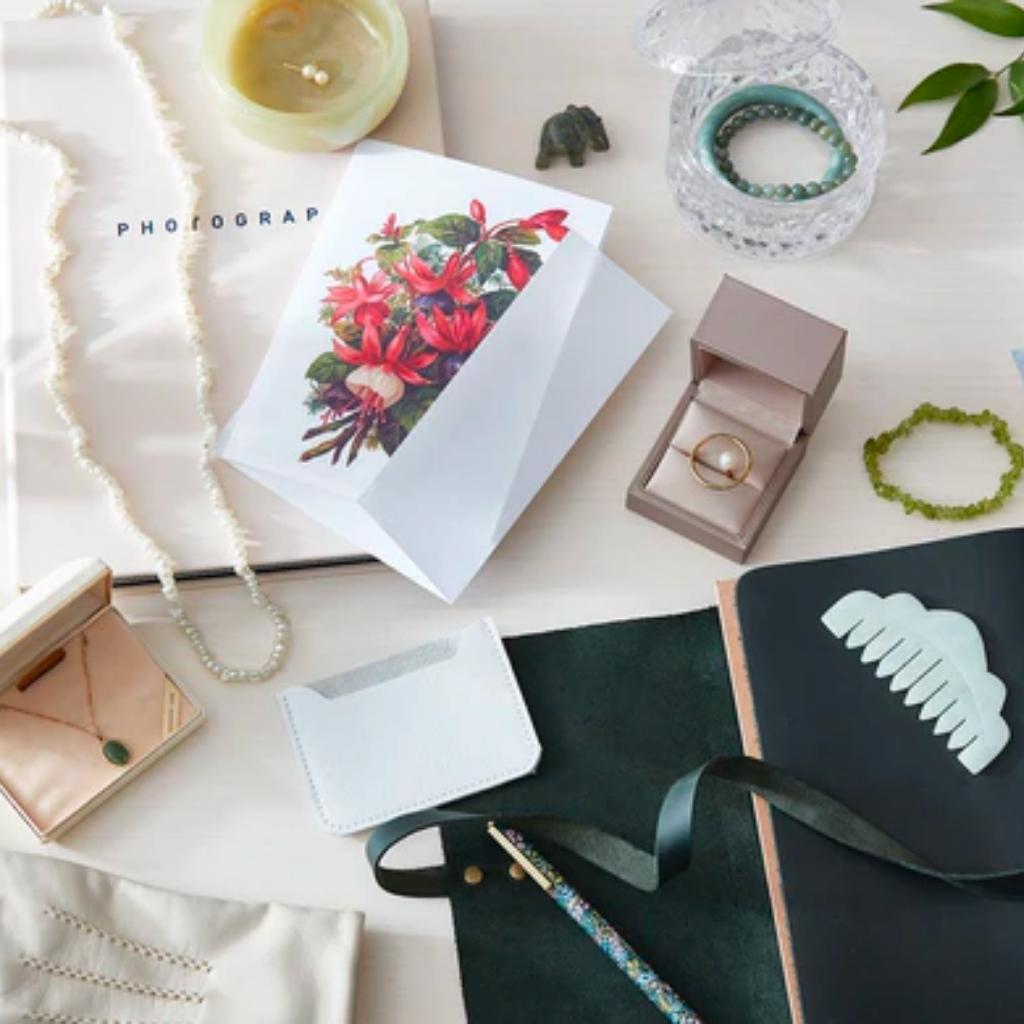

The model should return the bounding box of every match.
[219,141,670,600]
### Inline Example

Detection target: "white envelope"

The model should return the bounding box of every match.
[279,619,541,835]
[219,142,672,600]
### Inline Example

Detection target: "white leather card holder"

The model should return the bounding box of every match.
[279,618,542,835]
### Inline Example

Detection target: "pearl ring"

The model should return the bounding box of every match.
[689,433,753,491]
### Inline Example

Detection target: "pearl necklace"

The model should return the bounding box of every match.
[1,0,290,683]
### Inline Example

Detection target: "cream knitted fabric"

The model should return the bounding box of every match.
[0,849,363,1023]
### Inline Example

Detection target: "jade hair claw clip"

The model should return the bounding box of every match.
[821,590,1011,775]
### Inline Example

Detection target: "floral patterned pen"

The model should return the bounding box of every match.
[486,823,704,1024]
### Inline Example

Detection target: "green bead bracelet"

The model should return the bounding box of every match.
[697,84,859,202]
[863,403,1024,521]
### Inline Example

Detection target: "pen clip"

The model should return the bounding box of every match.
[486,822,553,891]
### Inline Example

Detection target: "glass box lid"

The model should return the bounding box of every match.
[636,0,840,77]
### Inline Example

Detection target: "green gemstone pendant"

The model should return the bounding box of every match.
[102,739,131,766]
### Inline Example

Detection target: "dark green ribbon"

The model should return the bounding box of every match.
[367,755,1024,900]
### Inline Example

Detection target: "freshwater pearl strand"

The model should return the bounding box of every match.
[2,0,290,683]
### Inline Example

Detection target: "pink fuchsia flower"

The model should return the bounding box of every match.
[519,209,570,241]
[416,303,490,355]
[469,199,487,224]
[324,271,397,329]
[395,252,476,305]
[380,212,401,240]
[506,249,531,290]
[333,323,436,409]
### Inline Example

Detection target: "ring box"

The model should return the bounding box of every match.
[627,276,846,562]
[0,558,204,842]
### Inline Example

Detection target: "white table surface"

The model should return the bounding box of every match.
[3,1,1024,1021]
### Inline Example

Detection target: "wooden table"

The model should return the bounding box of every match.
[3,1,1023,1020]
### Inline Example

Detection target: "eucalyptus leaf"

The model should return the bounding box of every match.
[1009,59,1024,102]
[995,95,1024,114]
[924,0,1024,36]
[924,76,999,152]
[899,62,992,108]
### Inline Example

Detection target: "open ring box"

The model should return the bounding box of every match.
[0,559,204,842]
[627,276,846,562]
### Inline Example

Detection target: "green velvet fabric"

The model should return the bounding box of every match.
[440,610,790,1024]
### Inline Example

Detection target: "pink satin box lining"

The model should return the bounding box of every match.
[0,609,201,838]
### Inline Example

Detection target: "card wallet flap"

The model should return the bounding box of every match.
[279,619,542,835]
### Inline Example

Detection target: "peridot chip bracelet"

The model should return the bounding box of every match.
[864,403,1024,521]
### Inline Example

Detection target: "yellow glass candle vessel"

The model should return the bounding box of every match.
[203,0,409,152]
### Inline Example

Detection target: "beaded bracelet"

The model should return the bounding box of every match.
[697,84,859,201]
[863,403,1024,521]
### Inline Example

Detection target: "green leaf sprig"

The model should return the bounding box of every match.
[901,0,1024,153]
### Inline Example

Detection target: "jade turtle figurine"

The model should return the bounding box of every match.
[536,104,610,169]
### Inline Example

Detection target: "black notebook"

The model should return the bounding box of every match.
[728,527,1024,1024]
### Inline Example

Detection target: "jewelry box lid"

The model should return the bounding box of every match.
[635,0,839,77]
[690,275,846,435]
[0,558,112,694]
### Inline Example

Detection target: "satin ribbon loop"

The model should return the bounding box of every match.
[367,755,1024,902]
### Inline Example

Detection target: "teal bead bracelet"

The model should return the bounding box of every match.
[697,84,859,202]
[863,403,1024,521]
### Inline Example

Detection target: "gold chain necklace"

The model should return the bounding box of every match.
[0,634,132,767]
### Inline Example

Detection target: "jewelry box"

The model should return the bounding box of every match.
[0,558,204,842]
[636,0,885,260]
[627,276,846,562]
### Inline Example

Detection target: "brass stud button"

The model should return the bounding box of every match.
[508,863,527,882]
[463,865,484,886]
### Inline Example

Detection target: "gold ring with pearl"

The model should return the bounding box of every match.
[689,433,753,491]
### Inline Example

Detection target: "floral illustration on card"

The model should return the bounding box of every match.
[300,202,570,466]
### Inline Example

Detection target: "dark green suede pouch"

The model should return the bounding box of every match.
[440,609,790,1024]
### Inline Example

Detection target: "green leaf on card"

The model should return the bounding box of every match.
[899,63,992,108]
[375,243,408,270]
[474,240,506,282]
[306,352,347,383]
[493,226,542,245]
[924,76,999,152]
[419,214,481,248]
[924,0,1024,36]
[482,289,518,321]
[512,247,543,274]
[414,243,447,270]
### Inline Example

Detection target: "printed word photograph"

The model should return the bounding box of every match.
[1,0,1023,1022]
